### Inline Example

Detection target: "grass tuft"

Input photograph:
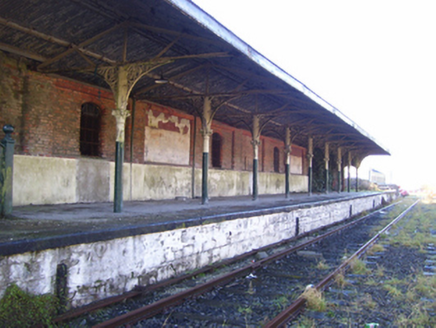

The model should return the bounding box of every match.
[0,284,59,328]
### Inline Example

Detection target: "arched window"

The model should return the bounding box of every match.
[80,103,100,156]
[273,147,280,172]
[211,132,222,168]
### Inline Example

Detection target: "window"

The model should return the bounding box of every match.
[211,132,222,168]
[273,147,280,172]
[80,103,100,156]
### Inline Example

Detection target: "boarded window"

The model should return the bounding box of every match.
[80,103,100,156]
[274,147,280,172]
[211,133,222,168]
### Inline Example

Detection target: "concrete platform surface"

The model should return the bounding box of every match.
[0,192,375,248]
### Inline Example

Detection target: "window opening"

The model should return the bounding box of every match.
[273,147,280,172]
[80,103,100,156]
[211,132,222,168]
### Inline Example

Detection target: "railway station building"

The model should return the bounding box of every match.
[0,0,393,310]
[0,0,389,213]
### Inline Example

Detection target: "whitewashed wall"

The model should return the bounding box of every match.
[13,155,308,206]
[0,193,394,307]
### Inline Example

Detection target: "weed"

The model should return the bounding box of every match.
[367,243,385,255]
[237,306,252,328]
[301,287,326,312]
[334,272,348,289]
[349,258,369,275]
[0,284,59,328]
[316,260,329,270]
[383,284,403,299]
[404,304,431,326]
[295,316,316,327]
[364,277,378,286]
[360,293,377,309]
[374,264,385,277]
[273,295,288,310]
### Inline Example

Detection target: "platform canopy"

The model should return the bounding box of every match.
[0,0,388,157]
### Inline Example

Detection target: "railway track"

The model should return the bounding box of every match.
[60,200,417,327]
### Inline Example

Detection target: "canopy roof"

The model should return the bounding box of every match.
[0,0,389,157]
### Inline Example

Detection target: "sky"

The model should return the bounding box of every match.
[192,0,436,190]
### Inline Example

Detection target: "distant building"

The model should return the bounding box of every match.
[369,169,386,185]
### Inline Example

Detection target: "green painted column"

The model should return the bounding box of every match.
[285,163,290,197]
[285,127,291,198]
[337,147,342,193]
[110,66,130,213]
[356,167,359,192]
[307,136,313,195]
[114,141,124,212]
[0,124,15,217]
[201,152,209,204]
[324,142,329,194]
[97,61,172,213]
[347,151,352,193]
[253,157,258,200]
[251,115,260,201]
[201,97,212,205]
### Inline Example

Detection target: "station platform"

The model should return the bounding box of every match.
[0,192,377,256]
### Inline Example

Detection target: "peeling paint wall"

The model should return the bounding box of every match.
[0,193,395,308]
[13,155,308,205]
[144,110,191,165]
[1,51,310,206]
[13,155,77,205]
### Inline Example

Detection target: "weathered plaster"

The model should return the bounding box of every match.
[76,158,110,202]
[14,155,308,205]
[13,155,77,205]
[291,154,303,174]
[0,193,396,308]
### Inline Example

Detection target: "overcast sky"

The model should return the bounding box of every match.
[193,0,436,190]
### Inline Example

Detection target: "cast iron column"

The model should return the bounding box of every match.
[251,115,261,201]
[0,125,15,217]
[347,151,352,192]
[356,166,359,192]
[307,136,313,195]
[98,60,172,212]
[111,66,131,213]
[201,97,213,205]
[284,127,291,198]
[337,147,342,193]
[324,142,329,193]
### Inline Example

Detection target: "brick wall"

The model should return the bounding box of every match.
[0,51,307,176]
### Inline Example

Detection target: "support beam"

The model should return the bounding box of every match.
[337,147,342,193]
[201,97,213,205]
[324,142,329,194]
[355,158,362,192]
[0,125,15,217]
[97,61,171,212]
[347,151,352,192]
[251,115,261,201]
[307,136,313,195]
[284,127,291,198]
[356,167,359,192]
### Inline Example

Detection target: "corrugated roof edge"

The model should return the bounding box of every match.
[164,0,389,155]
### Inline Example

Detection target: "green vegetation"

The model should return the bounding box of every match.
[349,258,369,275]
[0,284,59,328]
[301,287,326,312]
[293,200,436,326]
[315,260,329,270]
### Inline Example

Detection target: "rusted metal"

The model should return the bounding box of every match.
[89,203,398,327]
[0,0,390,155]
[264,199,419,328]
